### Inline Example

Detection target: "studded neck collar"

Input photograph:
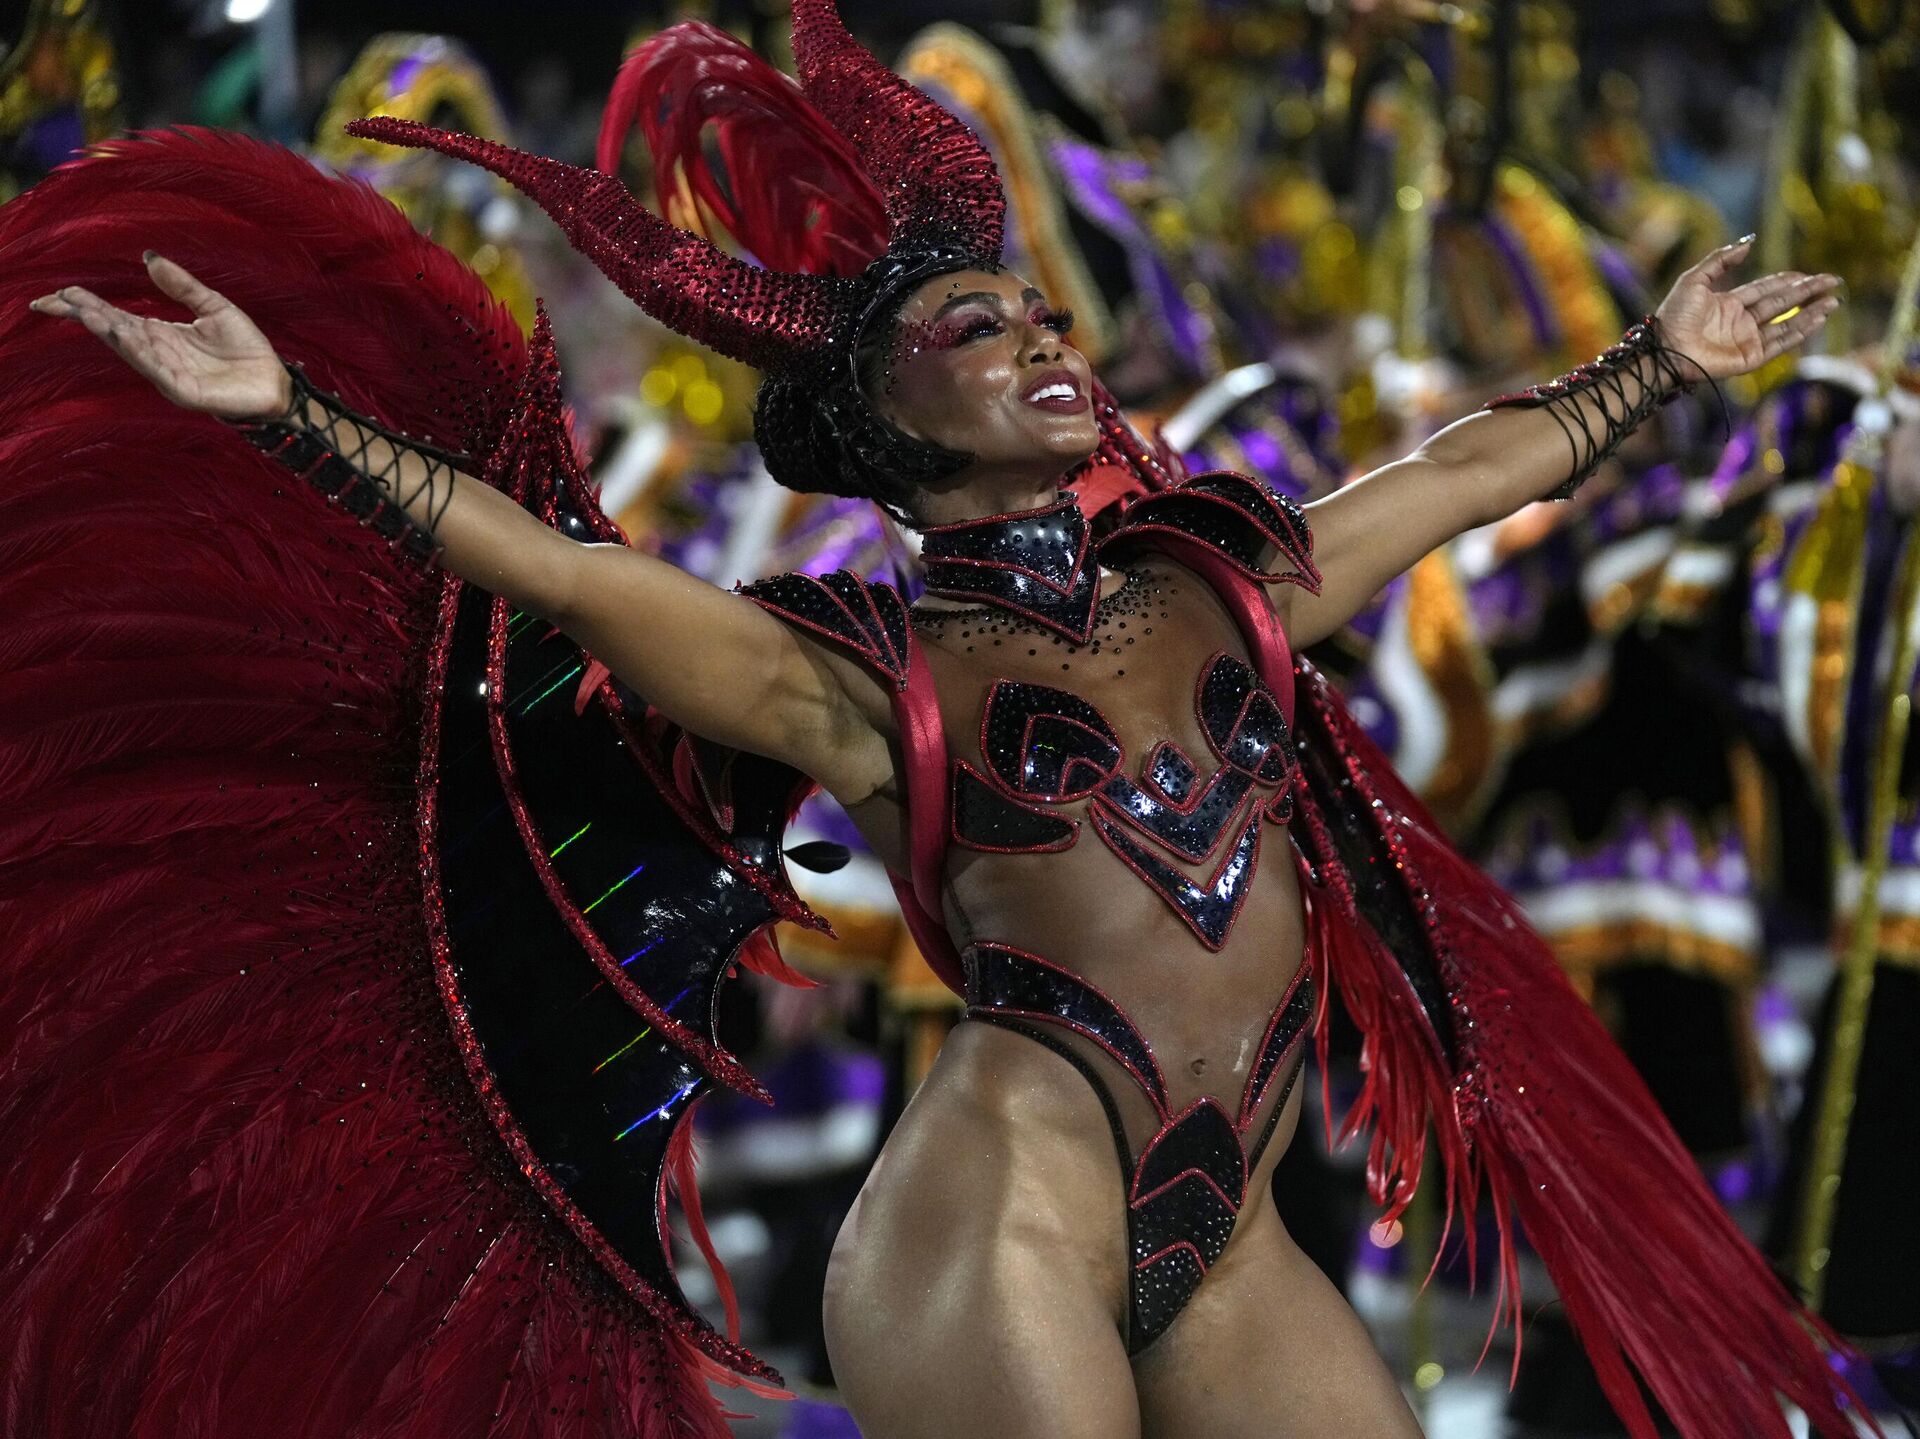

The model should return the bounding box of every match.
[918,491,1101,643]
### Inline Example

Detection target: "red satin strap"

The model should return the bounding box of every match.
[889,873,967,995]
[1148,536,1297,723]
[890,625,966,995]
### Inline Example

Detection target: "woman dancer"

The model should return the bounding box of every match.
[6,6,1860,1437]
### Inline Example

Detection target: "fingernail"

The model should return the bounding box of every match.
[142,249,158,263]
[1738,233,1757,245]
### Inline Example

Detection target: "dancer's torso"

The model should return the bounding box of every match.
[841,549,1309,1169]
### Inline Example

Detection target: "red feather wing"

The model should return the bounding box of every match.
[0,130,747,1439]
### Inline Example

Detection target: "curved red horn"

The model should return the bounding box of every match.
[346,116,846,371]
[788,0,1006,260]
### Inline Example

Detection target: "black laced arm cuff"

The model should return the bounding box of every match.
[231,362,468,566]
[1483,315,1709,500]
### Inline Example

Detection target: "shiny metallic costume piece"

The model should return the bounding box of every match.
[964,944,1314,1353]
[922,491,1103,640]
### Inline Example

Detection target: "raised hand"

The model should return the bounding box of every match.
[29,253,290,421]
[1653,236,1842,381]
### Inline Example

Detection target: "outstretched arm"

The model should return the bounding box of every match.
[30,254,896,804]
[1284,238,1841,648]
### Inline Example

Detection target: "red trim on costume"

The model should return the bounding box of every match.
[1194,648,1294,781]
[965,1002,1171,1121]
[1129,1167,1243,1213]
[1236,963,1312,1130]
[928,581,1101,643]
[1116,480,1321,594]
[1089,769,1249,864]
[1147,536,1298,726]
[849,573,911,676]
[737,574,910,689]
[1140,739,1197,801]
[920,506,1093,597]
[1090,801,1263,952]
[948,758,1081,854]
[416,578,781,1385]
[962,939,1175,1114]
[486,604,767,1100]
[977,678,1122,798]
[1133,1240,1210,1273]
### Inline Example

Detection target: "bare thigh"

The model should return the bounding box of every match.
[1132,1200,1423,1439]
[822,1021,1141,1439]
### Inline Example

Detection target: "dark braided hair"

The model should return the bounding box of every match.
[753,245,991,527]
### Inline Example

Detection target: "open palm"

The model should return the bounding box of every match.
[29,252,288,420]
[1654,237,1841,381]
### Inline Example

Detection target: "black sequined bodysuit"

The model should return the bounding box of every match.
[744,481,1322,1353]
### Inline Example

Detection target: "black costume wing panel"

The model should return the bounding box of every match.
[421,317,825,1384]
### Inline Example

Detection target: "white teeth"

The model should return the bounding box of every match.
[1030,383,1075,402]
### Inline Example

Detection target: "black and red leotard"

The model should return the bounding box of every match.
[744,476,1321,1352]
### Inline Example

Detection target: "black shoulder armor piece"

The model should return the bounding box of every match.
[1111,472,1320,593]
[738,569,914,688]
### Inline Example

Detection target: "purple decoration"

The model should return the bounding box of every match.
[1050,136,1215,377]
[793,790,868,853]
[1589,238,1649,314]
[698,1041,885,1137]
[777,1398,865,1439]
[19,109,85,175]
[1709,423,1759,506]
[1711,1157,1756,1206]
[1469,209,1559,351]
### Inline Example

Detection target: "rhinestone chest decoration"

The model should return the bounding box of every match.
[953,650,1297,949]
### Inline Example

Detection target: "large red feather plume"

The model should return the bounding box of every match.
[0,128,737,1439]
[597,21,889,278]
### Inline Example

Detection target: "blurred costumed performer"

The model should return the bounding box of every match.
[0,2,1868,1436]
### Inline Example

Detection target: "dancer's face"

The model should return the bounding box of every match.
[867,269,1101,477]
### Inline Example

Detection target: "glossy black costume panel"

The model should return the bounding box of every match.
[739,569,912,686]
[433,513,800,1371]
[1091,807,1263,951]
[950,759,1079,852]
[1097,765,1253,862]
[1111,472,1318,588]
[1127,1099,1245,1349]
[439,588,707,1332]
[1196,652,1293,781]
[1245,970,1318,1121]
[964,943,1167,1108]
[921,494,1103,641]
[963,942,1314,1355]
[980,678,1123,799]
[966,655,1295,943]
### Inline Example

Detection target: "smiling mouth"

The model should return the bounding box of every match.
[1022,373,1089,413]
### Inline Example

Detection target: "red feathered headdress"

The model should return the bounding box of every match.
[347,0,1007,375]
